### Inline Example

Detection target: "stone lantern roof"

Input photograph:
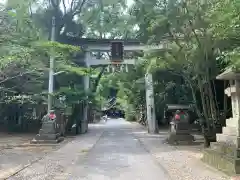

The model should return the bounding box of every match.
[216,67,240,80]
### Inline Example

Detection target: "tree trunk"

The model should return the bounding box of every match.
[207,82,217,121]
[92,66,107,93]
[205,93,211,120]
[212,80,220,118]
[185,78,202,118]
[198,78,208,122]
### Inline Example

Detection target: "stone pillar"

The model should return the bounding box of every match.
[125,64,129,72]
[107,65,110,72]
[145,73,158,134]
[112,65,115,72]
[235,79,240,147]
[31,115,64,144]
[82,52,90,134]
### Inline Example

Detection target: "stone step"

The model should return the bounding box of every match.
[216,134,240,146]
[202,148,240,175]
[31,137,64,144]
[210,142,240,157]
[226,118,238,128]
[167,133,194,144]
[35,133,60,140]
[222,126,238,136]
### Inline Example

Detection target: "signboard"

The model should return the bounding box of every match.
[111,41,124,62]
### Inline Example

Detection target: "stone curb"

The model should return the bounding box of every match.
[0,157,42,180]
[0,136,77,149]
[0,144,59,149]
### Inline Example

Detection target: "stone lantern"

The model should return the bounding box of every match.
[202,68,240,175]
[31,110,64,144]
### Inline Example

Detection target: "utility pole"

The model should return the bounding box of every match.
[48,16,56,113]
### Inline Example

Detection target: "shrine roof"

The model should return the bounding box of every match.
[216,68,240,80]
[165,104,191,110]
[59,37,144,46]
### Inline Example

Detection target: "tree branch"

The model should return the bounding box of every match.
[167,69,202,118]
[62,0,67,14]
[92,66,107,93]
[72,0,87,16]
[0,71,34,84]
[70,0,75,11]
[182,2,202,49]
[50,0,59,9]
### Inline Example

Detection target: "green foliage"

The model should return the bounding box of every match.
[0,2,88,110]
[3,94,43,104]
[96,0,240,124]
[207,0,240,40]
[206,1,240,71]
[55,87,86,104]
[2,0,240,128]
[32,41,81,58]
[81,0,137,39]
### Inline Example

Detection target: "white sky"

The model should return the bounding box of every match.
[127,0,133,6]
[0,0,134,6]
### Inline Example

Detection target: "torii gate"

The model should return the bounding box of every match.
[63,37,167,134]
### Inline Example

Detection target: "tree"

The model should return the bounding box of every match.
[80,0,136,39]
[100,0,235,135]
[0,2,84,108]
[136,0,223,126]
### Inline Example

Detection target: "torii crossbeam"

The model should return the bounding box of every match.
[60,37,167,65]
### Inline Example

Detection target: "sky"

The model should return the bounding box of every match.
[0,0,134,6]
[127,0,134,6]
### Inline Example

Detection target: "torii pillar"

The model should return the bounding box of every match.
[81,52,90,133]
[145,73,158,134]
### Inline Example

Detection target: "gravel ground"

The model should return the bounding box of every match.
[0,134,75,179]
[6,119,230,180]
[131,123,229,180]
[7,124,104,180]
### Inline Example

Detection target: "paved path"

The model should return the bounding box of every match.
[7,119,229,180]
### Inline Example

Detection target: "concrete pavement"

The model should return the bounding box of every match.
[7,119,229,180]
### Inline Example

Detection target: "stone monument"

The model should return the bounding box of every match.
[167,110,194,144]
[202,68,240,175]
[31,110,64,144]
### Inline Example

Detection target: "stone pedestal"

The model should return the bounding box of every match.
[69,123,80,135]
[203,117,240,174]
[31,120,64,144]
[202,70,240,175]
[167,121,194,144]
[80,120,88,134]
